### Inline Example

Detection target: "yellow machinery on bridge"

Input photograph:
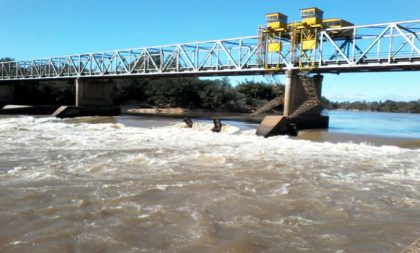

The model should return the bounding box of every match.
[261,12,289,70]
[323,18,354,37]
[261,7,353,71]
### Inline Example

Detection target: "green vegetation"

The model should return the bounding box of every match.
[322,97,420,113]
[10,77,283,112]
[14,80,75,105]
[114,77,283,112]
[0,57,14,62]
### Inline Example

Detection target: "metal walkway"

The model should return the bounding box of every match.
[1,19,420,81]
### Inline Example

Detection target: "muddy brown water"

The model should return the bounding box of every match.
[0,115,419,253]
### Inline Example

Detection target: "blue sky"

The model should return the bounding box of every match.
[1,0,419,102]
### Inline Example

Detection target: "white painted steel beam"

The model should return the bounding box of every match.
[1,20,420,81]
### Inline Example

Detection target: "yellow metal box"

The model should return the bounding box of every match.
[266,13,288,30]
[267,42,282,52]
[300,7,323,26]
[302,40,317,50]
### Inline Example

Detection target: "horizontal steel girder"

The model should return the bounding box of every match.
[1,19,420,81]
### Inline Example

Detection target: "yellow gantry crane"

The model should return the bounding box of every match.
[261,7,353,71]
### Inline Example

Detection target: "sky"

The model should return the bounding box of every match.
[1,0,419,102]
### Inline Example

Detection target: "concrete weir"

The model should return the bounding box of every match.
[257,70,329,137]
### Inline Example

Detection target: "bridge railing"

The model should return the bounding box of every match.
[1,20,420,81]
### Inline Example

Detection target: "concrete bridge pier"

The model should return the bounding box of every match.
[257,70,329,137]
[53,78,120,118]
[75,78,114,107]
[0,83,15,106]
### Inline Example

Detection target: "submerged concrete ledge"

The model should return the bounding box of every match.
[0,105,121,118]
[0,105,60,115]
[257,115,329,138]
[52,106,121,118]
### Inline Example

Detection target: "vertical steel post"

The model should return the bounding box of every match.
[388,25,394,63]
[351,28,357,62]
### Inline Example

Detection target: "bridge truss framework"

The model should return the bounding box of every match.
[1,19,420,81]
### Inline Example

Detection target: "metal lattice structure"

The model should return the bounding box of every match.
[1,19,420,81]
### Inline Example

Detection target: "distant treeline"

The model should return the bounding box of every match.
[115,77,283,112]
[7,77,420,114]
[322,98,420,113]
[11,77,284,113]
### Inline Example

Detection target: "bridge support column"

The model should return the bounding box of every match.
[0,83,15,106]
[257,70,329,137]
[284,71,328,129]
[75,78,114,107]
[284,70,322,116]
[52,78,120,118]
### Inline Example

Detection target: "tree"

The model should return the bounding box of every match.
[236,79,282,100]
[0,57,14,62]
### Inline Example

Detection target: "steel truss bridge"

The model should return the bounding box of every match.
[1,19,420,81]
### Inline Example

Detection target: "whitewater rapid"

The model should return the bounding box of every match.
[0,116,419,252]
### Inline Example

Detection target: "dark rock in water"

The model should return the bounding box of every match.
[212,117,222,132]
[287,123,299,137]
[183,117,194,128]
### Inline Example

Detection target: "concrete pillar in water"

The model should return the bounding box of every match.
[284,71,328,129]
[283,70,295,116]
[75,78,114,107]
[284,70,323,116]
[0,82,15,105]
[52,78,119,118]
[257,71,328,137]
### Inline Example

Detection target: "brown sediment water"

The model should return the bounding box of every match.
[297,130,420,149]
[0,115,419,253]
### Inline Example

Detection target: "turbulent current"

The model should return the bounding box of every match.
[0,116,419,253]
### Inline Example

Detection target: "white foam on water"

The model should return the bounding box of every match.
[1,115,409,184]
[0,115,419,252]
[270,183,291,196]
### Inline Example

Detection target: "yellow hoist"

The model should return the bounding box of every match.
[261,7,353,71]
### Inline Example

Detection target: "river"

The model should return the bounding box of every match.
[327,110,420,139]
[0,111,419,252]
